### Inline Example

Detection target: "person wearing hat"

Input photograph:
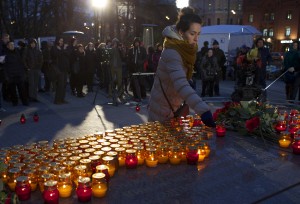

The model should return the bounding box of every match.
[23,38,43,102]
[212,40,226,96]
[127,37,147,102]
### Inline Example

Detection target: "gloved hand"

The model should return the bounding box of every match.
[201,111,216,128]
[288,67,295,72]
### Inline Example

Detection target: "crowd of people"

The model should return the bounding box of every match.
[0,34,163,110]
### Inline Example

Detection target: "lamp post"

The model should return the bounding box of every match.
[92,0,108,41]
[176,0,189,9]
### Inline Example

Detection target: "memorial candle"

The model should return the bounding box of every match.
[145,148,158,167]
[15,176,31,201]
[43,180,59,204]
[7,168,21,191]
[125,149,138,169]
[95,165,110,183]
[76,177,92,202]
[275,120,287,133]
[186,146,199,165]
[216,125,226,137]
[92,173,108,198]
[278,132,292,148]
[57,173,73,198]
[169,146,181,165]
[292,138,300,154]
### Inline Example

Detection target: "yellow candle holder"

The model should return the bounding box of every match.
[38,166,51,177]
[39,173,53,192]
[92,173,108,198]
[24,169,38,191]
[51,166,66,181]
[69,156,81,166]
[101,156,115,177]
[106,151,119,170]
[115,147,126,167]
[279,132,292,148]
[7,168,21,191]
[145,148,158,168]
[197,145,206,162]
[58,173,73,198]
[0,163,8,184]
[63,160,76,176]
[133,146,145,165]
[169,146,182,165]
[73,165,87,187]
[157,145,169,164]
[79,159,93,178]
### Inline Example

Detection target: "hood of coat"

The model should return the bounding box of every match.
[162,25,183,41]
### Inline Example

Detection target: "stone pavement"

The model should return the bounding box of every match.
[1,79,300,204]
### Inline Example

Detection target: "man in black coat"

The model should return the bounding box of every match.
[127,37,147,101]
[212,40,226,96]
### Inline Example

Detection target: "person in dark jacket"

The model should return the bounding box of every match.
[51,36,70,104]
[71,44,86,97]
[212,40,226,96]
[85,42,97,93]
[67,37,78,95]
[0,33,10,104]
[23,38,43,102]
[127,37,147,101]
[3,41,29,106]
[200,48,219,97]
[284,41,300,100]
[41,41,52,92]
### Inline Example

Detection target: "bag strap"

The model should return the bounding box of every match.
[158,76,175,113]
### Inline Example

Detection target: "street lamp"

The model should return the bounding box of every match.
[92,0,108,41]
[176,0,189,9]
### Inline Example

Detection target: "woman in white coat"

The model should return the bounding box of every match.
[148,7,215,127]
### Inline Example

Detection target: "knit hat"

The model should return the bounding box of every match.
[212,40,219,45]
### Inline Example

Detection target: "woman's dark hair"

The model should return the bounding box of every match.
[54,36,63,45]
[206,48,213,55]
[255,37,264,46]
[176,7,202,32]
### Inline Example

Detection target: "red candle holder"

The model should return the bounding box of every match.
[275,120,287,133]
[125,149,138,169]
[15,176,31,201]
[76,177,92,202]
[33,113,39,122]
[186,146,199,165]
[289,124,300,138]
[216,125,226,137]
[95,165,110,183]
[289,109,299,117]
[135,104,140,112]
[43,180,59,204]
[292,138,300,154]
[20,114,26,124]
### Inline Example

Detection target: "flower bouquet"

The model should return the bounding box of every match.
[0,162,19,204]
[213,100,280,143]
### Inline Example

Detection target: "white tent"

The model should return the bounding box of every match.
[198,25,262,59]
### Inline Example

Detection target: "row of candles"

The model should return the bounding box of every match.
[0,117,215,202]
[275,109,300,154]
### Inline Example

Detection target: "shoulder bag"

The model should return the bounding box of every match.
[158,76,189,118]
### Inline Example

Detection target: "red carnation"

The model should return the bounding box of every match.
[213,108,224,121]
[245,117,260,132]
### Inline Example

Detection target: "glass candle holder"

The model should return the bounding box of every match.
[15,176,31,201]
[115,147,126,167]
[106,151,119,171]
[51,166,66,181]
[39,174,53,193]
[57,173,73,198]
[43,180,59,204]
[0,163,8,184]
[168,146,181,165]
[7,168,21,191]
[95,165,110,183]
[92,173,108,198]
[197,145,206,162]
[157,145,169,164]
[73,165,87,187]
[76,177,92,202]
[292,138,300,154]
[125,149,138,169]
[216,125,226,137]
[24,169,38,191]
[80,159,92,178]
[179,145,187,162]
[133,146,145,165]
[278,132,292,148]
[275,120,287,133]
[186,146,199,165]
[69,156,81,166]
[102,156,116,177]
[89,155,101,173]
[145,148,158,168]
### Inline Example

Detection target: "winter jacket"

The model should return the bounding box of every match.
[284,49,300,71]
[3,49,25,82]
[200,56,219,81]
[148,25,210,122]
[23,47,43,70]
[127,46,147,73]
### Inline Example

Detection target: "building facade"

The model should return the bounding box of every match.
[190,0,244,26]
[243,0,300,52]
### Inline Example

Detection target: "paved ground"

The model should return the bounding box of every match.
[1,78,300,204]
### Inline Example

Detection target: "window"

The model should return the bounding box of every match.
[217,18,220,25]
[249,14,253,23]
[285,27,291,36]
[270,13,275,20]
[208,3,212,11]
[269,28,274,37]
[207,18,211,25]
[263,29,268,36]
[287,10,292,20]
[237,4,242,11]
[264,13,269,21]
